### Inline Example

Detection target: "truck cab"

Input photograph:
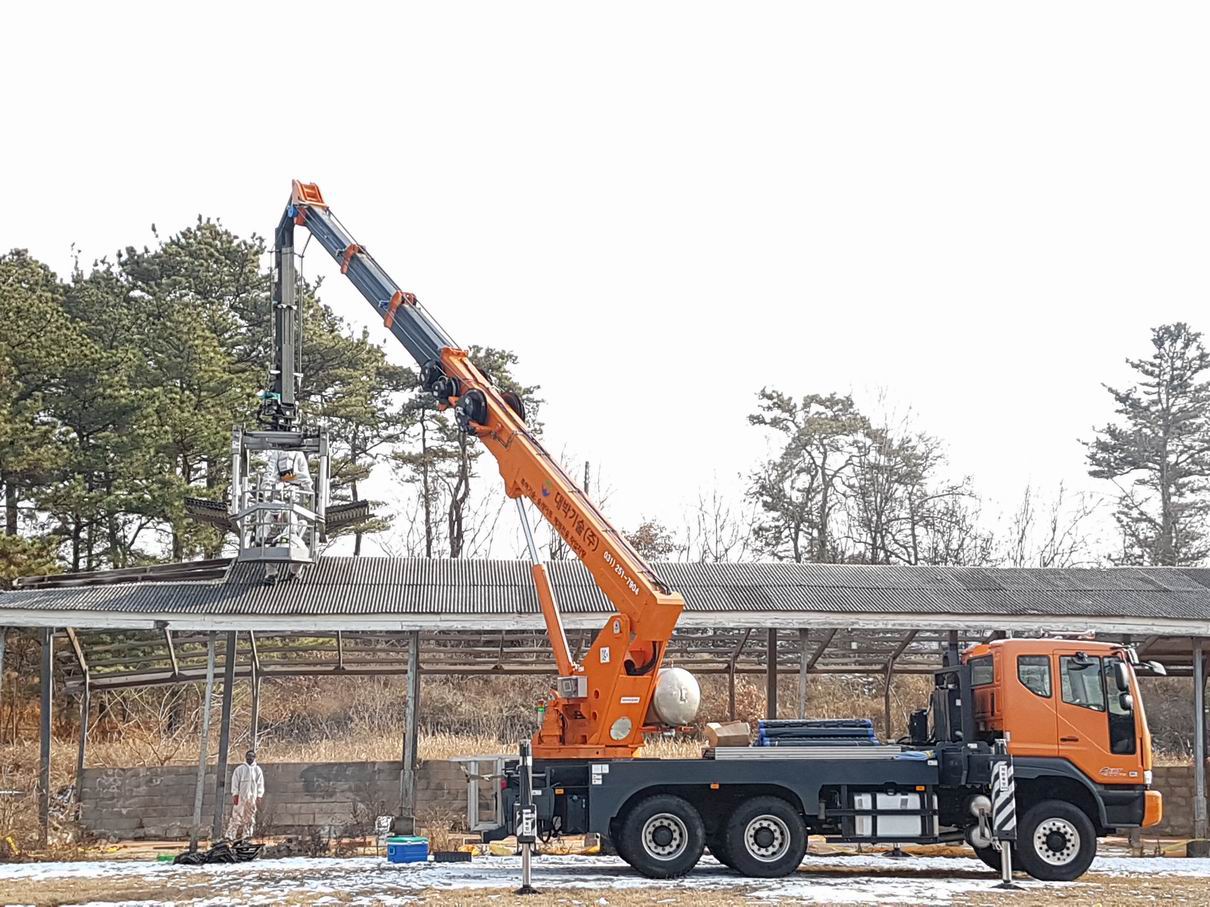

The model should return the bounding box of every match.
[963,639,1162,873]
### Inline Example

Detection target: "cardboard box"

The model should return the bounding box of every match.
[705,721,751,748]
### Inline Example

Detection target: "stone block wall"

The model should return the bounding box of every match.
[1150,765,1199,837]
[80,759,472,841]
[80,758,1201,841]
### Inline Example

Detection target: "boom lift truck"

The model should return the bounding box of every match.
[277,182,1164,883]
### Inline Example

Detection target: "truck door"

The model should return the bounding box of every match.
[1055,650,1141,783]
[1009,653,1059,758]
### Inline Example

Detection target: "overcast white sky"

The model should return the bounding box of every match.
[3,3,1208,556]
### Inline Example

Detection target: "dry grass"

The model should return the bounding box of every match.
[0,671,922,854]
[0,667,1197,856]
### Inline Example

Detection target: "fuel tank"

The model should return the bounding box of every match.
[649,666,701,726]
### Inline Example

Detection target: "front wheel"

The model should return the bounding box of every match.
[1015,799,1097,882]
[724,796,807,878]
[617,794,705,879]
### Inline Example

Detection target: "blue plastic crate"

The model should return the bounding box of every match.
[386,835,429,864]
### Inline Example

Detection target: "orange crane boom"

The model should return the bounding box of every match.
[280,181,685,758]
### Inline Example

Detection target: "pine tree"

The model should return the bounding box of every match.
[1087,322,1210,565]
[747,390,867,562]
[0,251,74,539]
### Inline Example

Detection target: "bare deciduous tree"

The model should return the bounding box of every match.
[684,486,753,562]
[1003,482,1102,568]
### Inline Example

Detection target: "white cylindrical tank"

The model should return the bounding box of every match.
[650,667,701,726]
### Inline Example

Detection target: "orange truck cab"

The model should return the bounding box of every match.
[965,639,1163,856]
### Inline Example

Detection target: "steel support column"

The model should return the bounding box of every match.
[1195,638,1207,840]
[164,627,180,678]
[249,669,260,752]
[766,628,777,720]
[797,629,808,719]
[883,667,895,740]
[727,629,752,721]
[39,627,53,846]
[76,682,90,818]
[249,630,261,751]
[400,630,421,831]
[190,633,217,852]
[884,631,918,741]
[211,630,237,841]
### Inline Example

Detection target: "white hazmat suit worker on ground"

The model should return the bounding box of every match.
[226,749,265,840]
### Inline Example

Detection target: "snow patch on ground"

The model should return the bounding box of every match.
[2,850,1209,906]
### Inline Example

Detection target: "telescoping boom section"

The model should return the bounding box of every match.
[280,181,685,758]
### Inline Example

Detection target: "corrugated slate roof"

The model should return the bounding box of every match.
[5,557,1210,625]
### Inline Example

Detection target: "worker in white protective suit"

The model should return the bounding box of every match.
[226,749,265,840]
[256,450,314,549]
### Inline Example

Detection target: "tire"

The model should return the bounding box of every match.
[972,844,1017,873]
[706,829,736,870]
[617,794,705,879]
[1015,799,1097,882]
[723,796,808,878]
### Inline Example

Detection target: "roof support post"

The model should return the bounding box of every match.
[190,633,216,852]
[75,674,91,818]
[164,627,180,677]
[728,660,737,721]
[399,630,421,833]
[806,629,837,672]
[1195,638,1207,840]
[249,666,260,753]
[883,664,895,741]
[883,630,918,741]
[65,628,88,676]
[798,629,809,719]
[766,628,778,721]
[211,631,237,842]
[39,627,53,846]
[727,629,752,721]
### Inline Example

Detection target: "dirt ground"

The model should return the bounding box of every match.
[4,871,1209,907]
[3,848,1210,907]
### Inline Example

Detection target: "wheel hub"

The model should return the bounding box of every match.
[1033,817,1079,866]
[744,815,791,862]
[642,813,687,860]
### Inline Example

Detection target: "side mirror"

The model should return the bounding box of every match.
[1148,660,1168,677]
[1113,661,1131,692]
[1119,692,1134,712]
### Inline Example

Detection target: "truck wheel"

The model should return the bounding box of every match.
[618,794,705,879]
[1015,800,1096,882]
[706,830,736,870]
[724,796,807,878]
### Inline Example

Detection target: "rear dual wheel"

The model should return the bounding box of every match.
[618,793,806,879]
[618,794,705,879]
[723,797,807,878]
